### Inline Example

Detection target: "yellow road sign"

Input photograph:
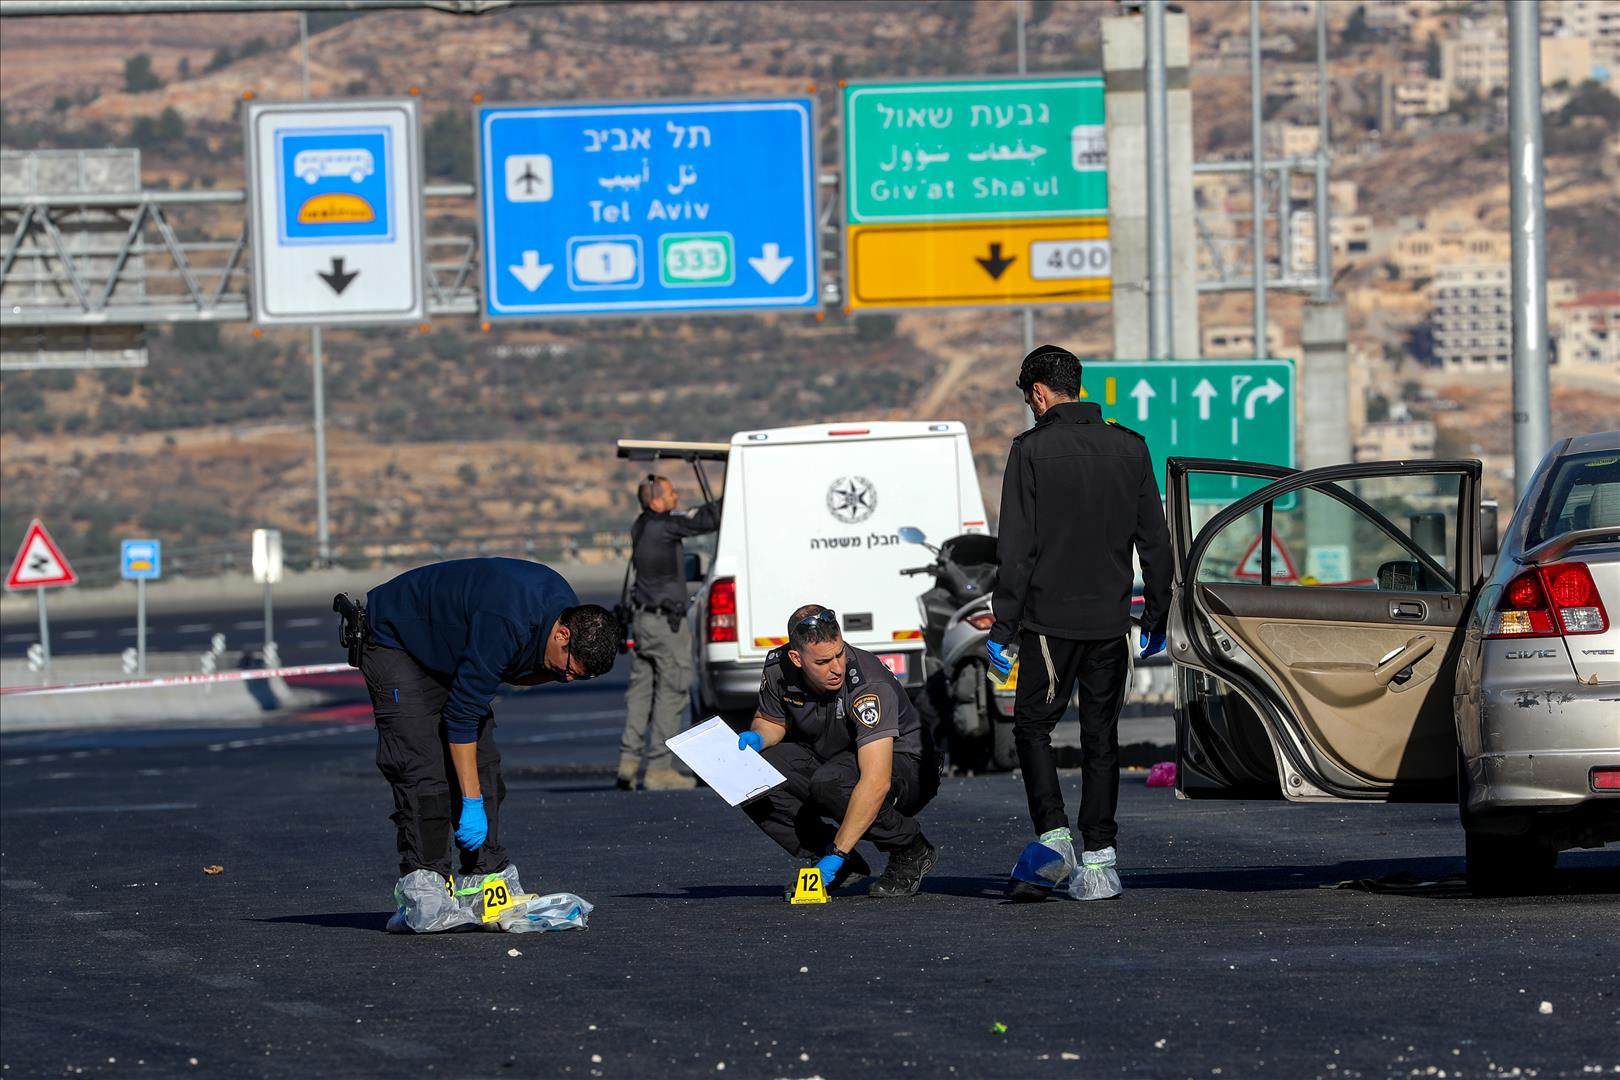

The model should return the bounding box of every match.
[846,218,1110,311]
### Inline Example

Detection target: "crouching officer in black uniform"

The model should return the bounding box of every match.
[737,604,940,897]
[987,344,1173,903]
[342,557,619,931]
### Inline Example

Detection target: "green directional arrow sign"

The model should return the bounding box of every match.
[844,76,1108,225]
[1079,360,1296,505]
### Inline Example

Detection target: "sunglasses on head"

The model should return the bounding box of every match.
[794,609,839,632]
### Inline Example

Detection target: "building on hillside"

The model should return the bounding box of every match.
[1288,209,1373,275]
[1392,224,1511,281]
[1430,265,1578,371]
[1391,75,1450,123]
[1355,409,1438,463]
[1203,322,1284,359]
[1286,175,1360,214]
[1541,0,1620,70]
[1442,22,1604,96]
[1272,67,1320,101]
[1556,291,1620,370]
[1363,1,1421,38]
[1431,263,1511,370]
[1273,122,1321,158]
[1541,34,1596,88]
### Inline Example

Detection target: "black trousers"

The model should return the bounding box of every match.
[1013,631,1131,851]
[360,642,508,879]
[744,742,938,857]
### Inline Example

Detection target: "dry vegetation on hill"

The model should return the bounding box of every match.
[1,1,1615,574]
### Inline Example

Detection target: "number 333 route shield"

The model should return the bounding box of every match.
[477,97,819,318]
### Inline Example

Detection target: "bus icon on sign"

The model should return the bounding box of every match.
[295,148,375,184]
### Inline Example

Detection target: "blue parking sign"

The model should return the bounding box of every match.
[121,539,162,581]
[275,128,394,246]
[478,97,819,318]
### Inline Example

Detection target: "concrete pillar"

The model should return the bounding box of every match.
[1301,299,1351,470]
[1103,10,1200,359]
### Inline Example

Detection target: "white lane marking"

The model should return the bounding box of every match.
[232,620,263,630]
[4,747,115,767]
[116,628,138,637]
[178,623,211,633]
[3,632,36,643]
[287,618,322,628]
[8,802,199,814]
[536,710,624,723]
[62,630,98,640]
[206,725,358,753]
[516,728,620,745]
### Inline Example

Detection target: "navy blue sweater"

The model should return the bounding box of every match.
[366,558,578,743]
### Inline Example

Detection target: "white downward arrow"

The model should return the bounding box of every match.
[1129,379,1157,422]
[1192,378,1217,421]
[747,242,794,285]
[508,250,553,291]
[1243,376,1285,419]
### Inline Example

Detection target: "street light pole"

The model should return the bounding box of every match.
[1508,0,1550,497]
[1144,0,1173,359]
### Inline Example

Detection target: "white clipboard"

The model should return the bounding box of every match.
[666,717,787,807]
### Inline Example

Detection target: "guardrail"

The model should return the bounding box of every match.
[21,532,631,590]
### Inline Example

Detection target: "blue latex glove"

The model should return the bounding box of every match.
[455,796,487,851]
[986,640,1014,680]
[814,852,845,883]
[1139,629,1167,659]
[737,730,764,752]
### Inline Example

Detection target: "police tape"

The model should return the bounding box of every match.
[0,662,354,698]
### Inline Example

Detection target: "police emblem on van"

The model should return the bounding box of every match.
[827,477,876,524]
[853,693,882,728]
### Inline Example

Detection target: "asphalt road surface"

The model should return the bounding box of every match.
[2,672,1616,1079]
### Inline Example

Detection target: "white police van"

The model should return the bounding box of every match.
[618,421,988,723]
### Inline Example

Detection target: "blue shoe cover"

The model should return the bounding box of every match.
[1010,833,1077,889]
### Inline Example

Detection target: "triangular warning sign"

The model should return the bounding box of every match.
[5,519,78,590]
[1233,533,1299,583]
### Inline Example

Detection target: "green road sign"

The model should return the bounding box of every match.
[844,76,1107,225]
[1079,360,1296,504]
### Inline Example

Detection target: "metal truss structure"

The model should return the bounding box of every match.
[1193,155,1329,296]
[0,183,479,334]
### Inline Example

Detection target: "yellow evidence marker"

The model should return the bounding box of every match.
[788,867,830,905]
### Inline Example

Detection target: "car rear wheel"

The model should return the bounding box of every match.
[1464,828,1557,896]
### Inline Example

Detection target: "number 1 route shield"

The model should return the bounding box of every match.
[478,98,818,318]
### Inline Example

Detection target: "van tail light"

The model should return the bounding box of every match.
[965,612,996,631]
[1486,562,1609,638]
[707,577,738,644]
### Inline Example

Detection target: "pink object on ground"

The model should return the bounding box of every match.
[1145,761,1177,787]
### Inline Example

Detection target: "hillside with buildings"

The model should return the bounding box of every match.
[1,0,1616,574]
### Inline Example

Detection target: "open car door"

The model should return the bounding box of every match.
[1167,457,1483,803]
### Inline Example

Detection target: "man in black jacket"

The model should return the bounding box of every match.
[617,474,720,791]
[986,344,1173,903]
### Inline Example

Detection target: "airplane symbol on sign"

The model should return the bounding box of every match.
[514,162,544,194]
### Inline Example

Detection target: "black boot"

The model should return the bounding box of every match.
[870,834,938,898]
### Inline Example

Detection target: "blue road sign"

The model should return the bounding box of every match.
[478,98,819,318]
[276,127,395,246]
[121,539,162,581]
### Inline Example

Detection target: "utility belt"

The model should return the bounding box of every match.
[635,601,686,634]
[333,592,368,669]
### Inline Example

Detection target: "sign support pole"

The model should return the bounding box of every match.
[297,12,332,566]
[263,580,277,667]
[36,585,51,680]
[1017,0,1037,431]
[136,577,147,676]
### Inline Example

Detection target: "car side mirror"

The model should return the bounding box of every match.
[683,551,704,583]
[1377,559,1424,592]
[898,526,927,545]
[1480,498,1500,558]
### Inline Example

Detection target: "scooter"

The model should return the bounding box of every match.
[898,527,1019,772]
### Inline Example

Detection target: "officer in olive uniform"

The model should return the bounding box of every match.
[737,604,940,897]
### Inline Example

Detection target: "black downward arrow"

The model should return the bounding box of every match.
[318,257,358,295]
[975,242,1015,280]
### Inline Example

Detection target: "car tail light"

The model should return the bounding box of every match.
[1592,768,1620,792]
[706,577,737,644]
[965,612,996,631]
[1542,562,1608,634]
[1487,562,1609,638]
